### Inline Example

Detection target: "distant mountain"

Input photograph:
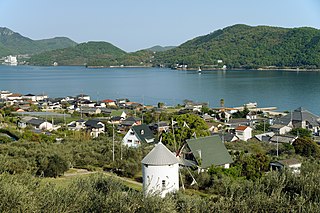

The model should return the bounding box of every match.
[145,45,176,52]
[0,27,77,57]
[28,41,128,66]
[153,24,320,69]
[27,24,320,69]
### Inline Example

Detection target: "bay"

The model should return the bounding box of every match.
[1,65,320,114]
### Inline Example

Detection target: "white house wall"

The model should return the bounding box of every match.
[122,129,140,147]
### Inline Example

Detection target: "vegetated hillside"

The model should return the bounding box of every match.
[28,42,155,66]
[28,41,128,66]
[145,45,176,52]
[153,24,320,69]
[0,27,77,57]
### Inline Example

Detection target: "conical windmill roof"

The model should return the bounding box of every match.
[141,142,179,165]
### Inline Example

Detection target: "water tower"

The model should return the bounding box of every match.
[141,142,179,197]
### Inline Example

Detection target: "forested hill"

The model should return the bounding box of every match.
[28,42,155,66]
[0,27,77,57]
[153,24,320,69]
[27,24,320,69]
[145,45,176,52]
[28,41,129,66]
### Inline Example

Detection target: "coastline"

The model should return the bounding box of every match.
[4,63,320,72]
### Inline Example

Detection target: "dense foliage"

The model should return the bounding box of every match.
[153,24,320,69]
[293,137,320,158]
[28,41,155,66]
[27,24,320,68]
[162,113,210,149]
[0,133,149,178]
[28,41,127,66]
[0,27,77,57]
[1,162,320,212]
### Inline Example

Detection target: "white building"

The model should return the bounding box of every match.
[26,118,53,131]
[122,124,156,148]
[3,55,18,66]
[0,90,12,99]
[141,142,179,198]
[235,125,252,141]
[270,124,292,135]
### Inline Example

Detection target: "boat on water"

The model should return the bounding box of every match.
[198,67,202,74]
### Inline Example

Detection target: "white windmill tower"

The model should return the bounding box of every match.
[141,142,179,198]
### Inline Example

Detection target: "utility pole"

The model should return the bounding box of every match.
[112,123,115,162]
[276,135,279,157]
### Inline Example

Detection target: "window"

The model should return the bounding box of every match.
[162,180,166,189]
[130,131,134,135]
[140,130,144,135]
[127,139,132,143]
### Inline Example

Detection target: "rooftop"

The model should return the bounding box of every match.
[141,142,179,165]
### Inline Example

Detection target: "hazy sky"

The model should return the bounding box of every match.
[1,0,319,52]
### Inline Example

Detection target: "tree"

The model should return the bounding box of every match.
[293,137,320,158]
[290,128,312,138]
[162,113,210,149]
[36,154,69,178]
[220,99,225,108]
[157,102,165,108]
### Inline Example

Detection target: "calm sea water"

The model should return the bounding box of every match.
[1,65,320,114]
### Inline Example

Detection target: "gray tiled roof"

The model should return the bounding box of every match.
[141,142,179,165]
[26,118,46,126]
[275,107,320,127]
[270,135,297,144]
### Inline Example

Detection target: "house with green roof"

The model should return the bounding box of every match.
[122,124,157,148]
[182,135,233,169]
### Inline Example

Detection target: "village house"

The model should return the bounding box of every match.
[269,124,292,135]
[119,116,142,132]
[220,132,239,142]
[76,94,90,101]
[0,90,12,99]
[85,120,105,138]
[255,132,275,142]
[79,107,101,116]
[116,98,129,107]
[20,118,54,131]
[18,116,37,128]
[270,158,301,174]
[67,119,86,131]
[235,125,252,141]
[122,124,157,147]
[78,99,96,108]
[246,111,258,120]
[149,121,170,133]
[270,135,298,145]
[274,107,320,135]
[94,101,106,108]
[101,99,117,108]
[109,111,127,124]
[182,135,233,170]
[6,93,22,101]
[22,94,37,102]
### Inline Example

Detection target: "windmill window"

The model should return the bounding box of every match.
[162,180,166,188]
